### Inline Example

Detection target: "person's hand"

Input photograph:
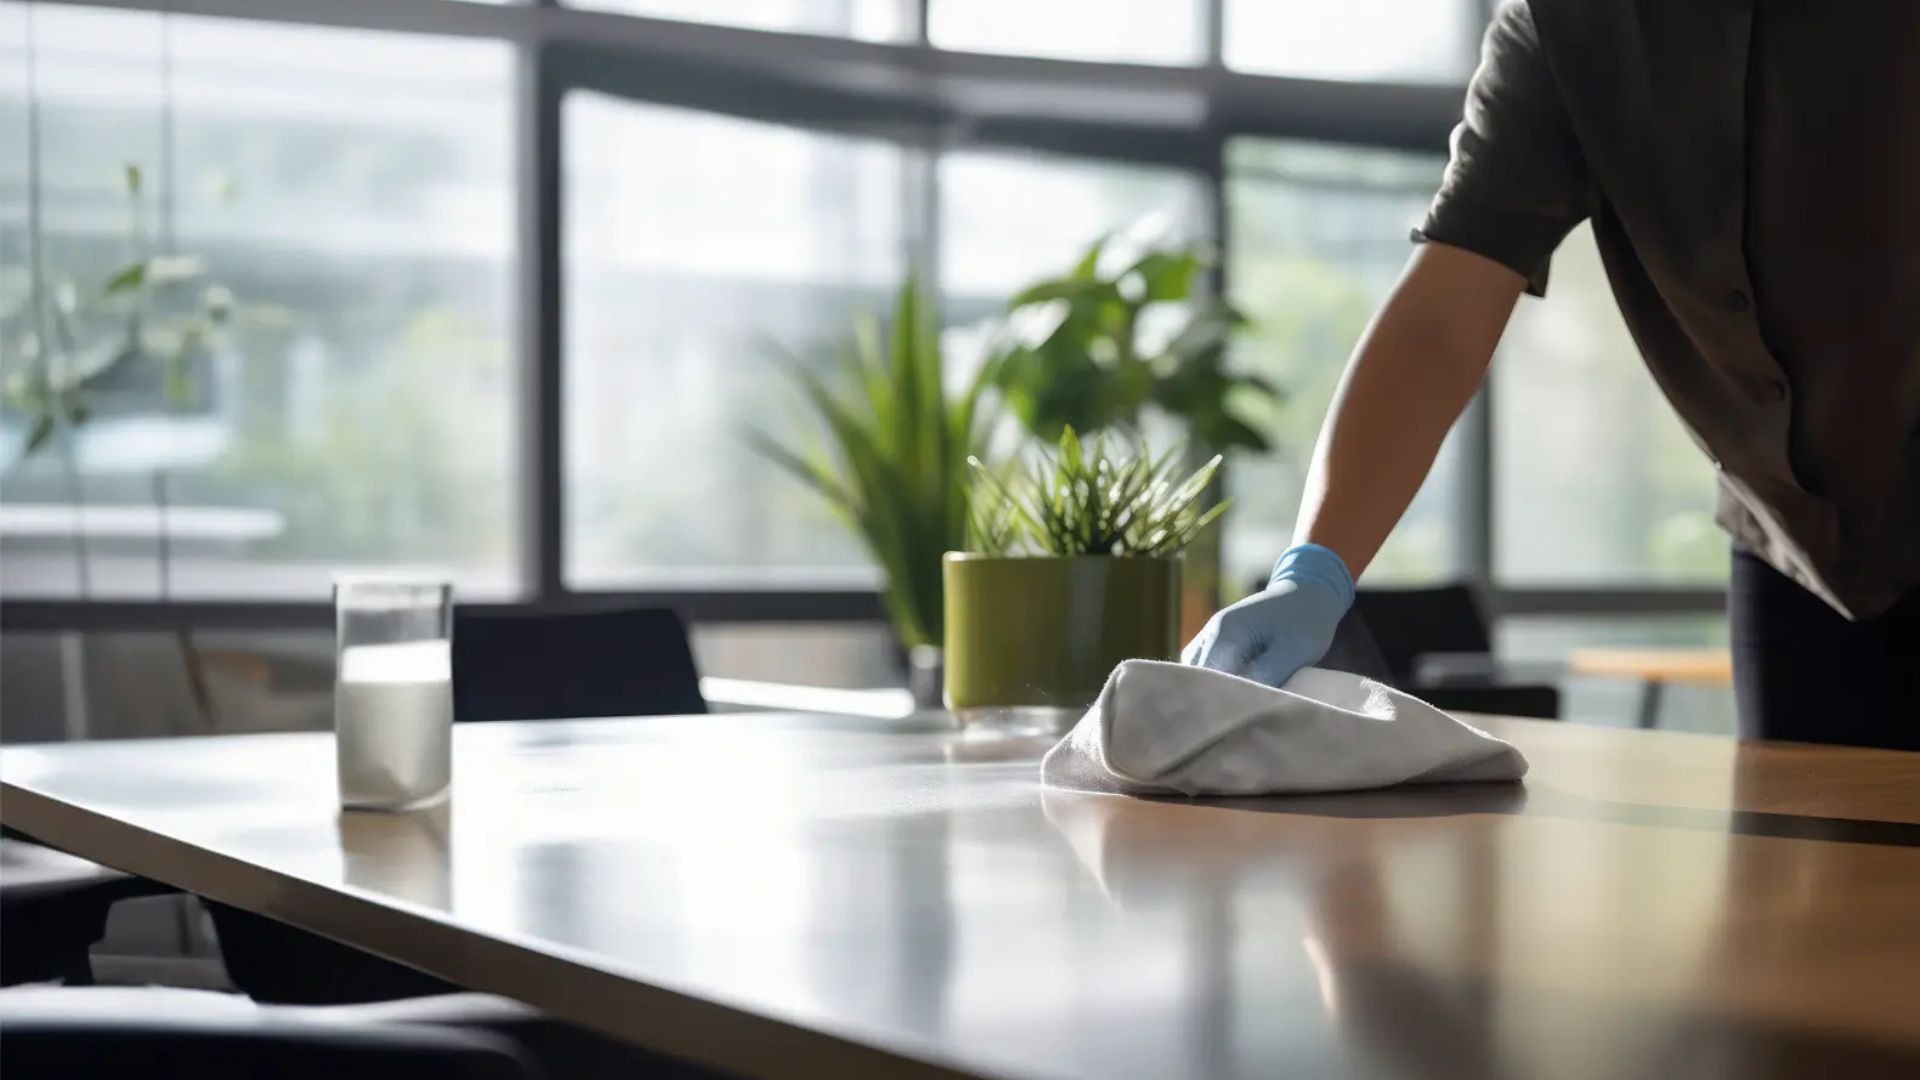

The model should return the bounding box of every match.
[1182,543,1354,688]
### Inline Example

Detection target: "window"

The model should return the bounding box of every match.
[1498,615,1735,734]
[930,0,1204,66]
[937,148,1211,527]
[1495,224,1729,584]
[939,148,1208,323]
[1224,0,1479,84]
[1,6,516,599]
[568,0,909,41]
[5,0,1723,655]
[1222,138,1457,589]
[563,96,908,588]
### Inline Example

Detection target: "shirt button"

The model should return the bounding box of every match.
[1724,289,1752,313]
[1765,378,1788,402]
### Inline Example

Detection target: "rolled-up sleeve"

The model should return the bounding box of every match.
[1412,1,1589,296]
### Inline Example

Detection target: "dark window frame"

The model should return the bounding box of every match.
[3,0,1728,635]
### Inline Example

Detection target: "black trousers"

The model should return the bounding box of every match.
[1729,549,1920,750]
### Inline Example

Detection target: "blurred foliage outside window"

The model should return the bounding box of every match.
[0,8,516,597]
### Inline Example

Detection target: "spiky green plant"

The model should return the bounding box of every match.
[748,277,996,649]
[968,427,1226,558]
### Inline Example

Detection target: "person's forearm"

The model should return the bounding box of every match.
[1291,244,1524,577]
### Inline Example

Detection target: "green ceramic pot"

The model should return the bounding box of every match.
[942,553,1180,711]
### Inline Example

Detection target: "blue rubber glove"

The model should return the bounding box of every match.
[1182,543,1355,688]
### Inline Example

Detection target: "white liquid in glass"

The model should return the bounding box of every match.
[336,640,453,810]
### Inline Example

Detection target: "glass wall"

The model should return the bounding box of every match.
[569,0,910,41]
[1223,138,1459,589]
[1497,614,1735,734]
[1495,224,1729,584]
[1,5,515,599]
[1224,0,1478,83]
[939,148,1208,327]
[929,0,1205,65]
[563,96,905,588]
[3,0,1732,703]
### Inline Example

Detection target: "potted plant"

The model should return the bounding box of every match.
[944,427,1224,729]
[992,234,1275,639]
[748,277,997,706]
[992,236,1276,451]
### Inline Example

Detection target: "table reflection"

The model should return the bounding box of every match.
[1043,786,1526,1078]
[337,800,452,911]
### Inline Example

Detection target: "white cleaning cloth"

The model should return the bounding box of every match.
[1040,660,1528,796]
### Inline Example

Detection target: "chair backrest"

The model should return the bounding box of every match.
[1348,584,1493,685]
[451,605,706,723]
[1417,683,1561,721]
[0,986,540,1080]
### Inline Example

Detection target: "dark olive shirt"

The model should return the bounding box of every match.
[1416,0,1920,618]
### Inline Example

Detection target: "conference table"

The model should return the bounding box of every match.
[5,711,1919,1079]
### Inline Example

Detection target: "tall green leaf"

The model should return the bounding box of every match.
[102,260,148,297]
[967,430,1226,558]
[747,275,992,649]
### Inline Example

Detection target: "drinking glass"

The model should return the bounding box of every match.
[334,577,453,811]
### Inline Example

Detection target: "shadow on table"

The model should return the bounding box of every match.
[1159,782,1530,820]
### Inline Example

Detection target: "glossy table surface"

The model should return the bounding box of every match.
[5,712,1920,1079]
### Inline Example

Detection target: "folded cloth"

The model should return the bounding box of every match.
[1040,660,1528,796]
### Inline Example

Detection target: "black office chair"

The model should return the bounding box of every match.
[451,605,706,722]
[1346,584,1560,720]
[1348,584,1493,686]
[1276,579,1560,721]
[0,986,542,1080]
[211,605,706,1005]
[1412,682,1561,721]
[0,836,179,986]
[0,984,742,1079]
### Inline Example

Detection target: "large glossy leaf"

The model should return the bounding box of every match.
[101,260,148,297]
[999,342,1119,438]
[1235,370,1284,401]
[1069,235,1107,280]
[1009,276,1123,311]
[1190,411,1269,453]
[1125,250,1200,304]
[990,235,1273,459]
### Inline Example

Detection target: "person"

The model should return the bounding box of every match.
[1185,1,1920,749]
